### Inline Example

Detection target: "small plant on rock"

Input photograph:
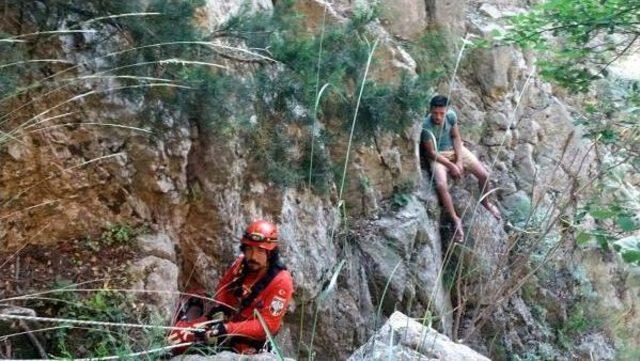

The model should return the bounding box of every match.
[101,222,145,247]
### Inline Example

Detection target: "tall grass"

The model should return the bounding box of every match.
[337,39,379,203]
[3,1,609,359]
[0,4,235,357]
[308,259,346,360]
[308,1,329,188]
[373,261,402,332]
[254,310,285,361]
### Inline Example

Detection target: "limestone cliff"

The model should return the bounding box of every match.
[1,0,638,360]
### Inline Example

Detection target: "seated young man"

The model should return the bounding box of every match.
[421,95,501,242]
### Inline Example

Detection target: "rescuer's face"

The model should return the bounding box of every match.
[430,106,446,126]
[243,245,269,271]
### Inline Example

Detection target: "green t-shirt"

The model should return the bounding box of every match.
[420,110,457,152]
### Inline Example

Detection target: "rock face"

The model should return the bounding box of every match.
[128,232,181,321]
[200,0,273,29]
[425,0,467,35]
[130,255,179,321]
[358,193,453,334]
[348,311,491,360]
[379,0,428,40]
[136,233,177,262]
[1,0,638,360]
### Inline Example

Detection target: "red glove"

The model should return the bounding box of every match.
[167,318,205,355]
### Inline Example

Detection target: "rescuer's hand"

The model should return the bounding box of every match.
[167,328,195,345]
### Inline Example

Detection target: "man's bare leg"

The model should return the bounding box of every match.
[466,157,502,220]
[433,164,464,243]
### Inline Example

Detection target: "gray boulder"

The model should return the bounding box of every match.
[130,255,179,321]
[136,233,177,262]
[348,311,491,360]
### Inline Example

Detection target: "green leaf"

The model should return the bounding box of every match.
[613,236,640,265]
[503,0,639,92]
[319,259,346,302]
[596,235,609,250]
[621,251,640,264]
[576,232,591,245]
[617,216,638,232]
[490,28,503,38]
[590,208,615,220]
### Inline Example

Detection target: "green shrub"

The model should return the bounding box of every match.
[218,4,440,190]
[392,192,411,208]
[391,176,417,208]
[103,222,145,245]
[405,30,453,83]
[82,222,144,251]
[572,79,640,263]
[513,342,556,361]
[2,0,443,195]
[23,281,167,359]
[556,303,604,350]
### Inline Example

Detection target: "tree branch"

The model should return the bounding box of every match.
[18,320,48,359]
[598,34,640,76]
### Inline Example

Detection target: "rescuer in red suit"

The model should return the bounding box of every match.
[168,220,294,354]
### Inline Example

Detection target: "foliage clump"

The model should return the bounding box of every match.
[25,282,166,359]
[1,0,442,194]
[212,1,438,190]
[505,0,640,92]
[571,79,640,263]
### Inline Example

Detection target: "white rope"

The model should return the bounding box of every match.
[75,342,193,361]
[0,313,205,332]
[8,342,194,361]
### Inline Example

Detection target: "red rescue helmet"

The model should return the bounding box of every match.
[241,220,279,251]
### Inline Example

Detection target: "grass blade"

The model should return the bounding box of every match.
[319,259,346,302]
[8,30,97,39]
[338,39,379,201]
[308,83,331,187]
[29,122,152,134]
[81,12,162,26]
[253,310,285,361]
[309,259,346,359]
[0,59,73,70]
[374,260,402,330]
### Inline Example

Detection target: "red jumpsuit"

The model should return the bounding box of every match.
[213,255,294,354]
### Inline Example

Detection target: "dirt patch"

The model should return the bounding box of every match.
[0,239,147,358]
[0,240,137,300]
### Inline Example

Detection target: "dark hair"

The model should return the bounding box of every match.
[430,95,450,109]
[234,246,286,309]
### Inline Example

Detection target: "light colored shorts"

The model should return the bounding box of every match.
[430,146,480,175]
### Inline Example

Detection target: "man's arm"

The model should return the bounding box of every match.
[421,138,461,178]
[451,124,464,172]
